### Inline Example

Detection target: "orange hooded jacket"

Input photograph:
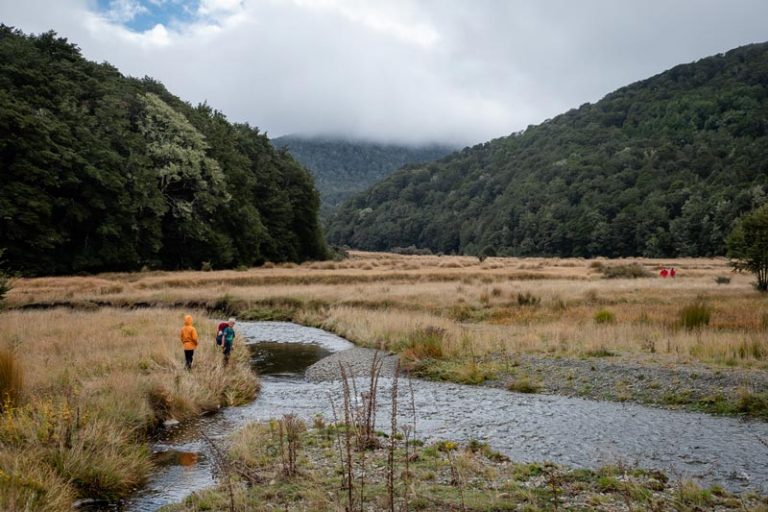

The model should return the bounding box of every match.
[180,315,199,350]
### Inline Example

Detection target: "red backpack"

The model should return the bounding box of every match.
[215,321,228,345]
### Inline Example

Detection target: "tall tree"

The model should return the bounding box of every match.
[728,204,768,291]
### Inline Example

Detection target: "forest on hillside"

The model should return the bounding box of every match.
[0,26,326,275]
[327,42,768,258]
[272,135,453,219]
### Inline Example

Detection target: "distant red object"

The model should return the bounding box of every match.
[659,268,669,278]
[670,267,676,278]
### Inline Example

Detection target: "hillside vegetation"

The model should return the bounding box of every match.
[328,42,768,258]
[272,135,453,218]
[0,27,326,275]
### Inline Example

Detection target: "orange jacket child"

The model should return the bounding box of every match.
[180,315,199,349]
[180,315,199,369]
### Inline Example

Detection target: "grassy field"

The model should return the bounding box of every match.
[0,308,259,511]
[2,252,767,510]
[7,252,767,369]
[6,252,768,416]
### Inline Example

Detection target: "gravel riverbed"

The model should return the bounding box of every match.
[307,344,768,418]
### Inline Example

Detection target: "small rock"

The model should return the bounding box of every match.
[163,418,180,428]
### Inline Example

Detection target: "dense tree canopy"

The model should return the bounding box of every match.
[272,135,454,220]
[327,42,768,258]
[0,27,326,275]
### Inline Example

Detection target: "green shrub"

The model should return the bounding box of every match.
[680,300,711,330]
[714,275,731,285]
[593,310,616,324]
[599,263,652,279]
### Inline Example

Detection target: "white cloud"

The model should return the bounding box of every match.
[198,0,243,16]
[1,0,767,144]
[103,0,148,23]
[286,0,439,48]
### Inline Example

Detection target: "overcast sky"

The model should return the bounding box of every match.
[1,0,767,145]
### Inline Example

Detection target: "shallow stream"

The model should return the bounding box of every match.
[119,321,768,511]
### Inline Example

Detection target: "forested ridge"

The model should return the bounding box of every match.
[327,42,768,258]
[272,135,453,219]
[0,27,326,275]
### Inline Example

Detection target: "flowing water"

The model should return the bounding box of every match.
[117,322,768,511]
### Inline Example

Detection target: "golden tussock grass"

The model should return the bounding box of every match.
[5,251,767,371]
[0,308,259,510]
[1,252,767,508]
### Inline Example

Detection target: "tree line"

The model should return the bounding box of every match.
[0,27,327,275]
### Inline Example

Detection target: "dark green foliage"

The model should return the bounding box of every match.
[727,203,768,291]
[272,135,454,219]
[0,27,326,275]
[327,42,768,258]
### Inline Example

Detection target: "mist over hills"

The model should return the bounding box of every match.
[0,26,326,275]
[272,135,455,219]
[327,42,768,258]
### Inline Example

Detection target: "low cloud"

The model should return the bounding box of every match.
[1,0,767,145]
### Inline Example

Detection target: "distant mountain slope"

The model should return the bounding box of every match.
[327,42,768,257]
[0,26,326,275]
[272,135,454,217]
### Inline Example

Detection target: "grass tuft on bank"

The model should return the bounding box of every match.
[0,308,259,511]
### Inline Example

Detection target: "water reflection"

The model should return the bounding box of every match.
[248,341,331,376]
[153,451,199,468]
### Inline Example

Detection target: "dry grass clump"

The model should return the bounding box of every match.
[680,299,712,330]
[399,327,445,361]
[0,308,259,510]
[0,449,74,511]
[506,377,541,393]
[516,291,541,306]
[0,349,22,411]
